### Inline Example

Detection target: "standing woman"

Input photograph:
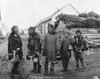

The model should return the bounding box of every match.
[41,24,59,75]
[27,26,41,73]
[8,25,23,75]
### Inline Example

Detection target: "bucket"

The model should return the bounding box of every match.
[33,57,38,63]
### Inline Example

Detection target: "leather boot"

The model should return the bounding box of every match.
[50,63,55,75]
[50,68,54,75]
[31,63,37,73]
[37,65,41,73]
[44,65,48,76]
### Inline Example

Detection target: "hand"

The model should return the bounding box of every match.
[37,51,41,56]
[17,48,20,50]
[13,50,16,53]
[10,58,15,63]
[57,51,60,54]
[41,50,44,56]
[13,50,16,58]
[68,45,73,50]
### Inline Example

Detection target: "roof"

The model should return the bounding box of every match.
[36,5,69,27]
[36,4,80,27]
[36,9,61,27]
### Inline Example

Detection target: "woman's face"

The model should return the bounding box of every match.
[76,32,81,37]
[29,29,35,35]
[14,26,19,34]
[29,29,33,34]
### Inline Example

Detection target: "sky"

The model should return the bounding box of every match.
[0,0,100,29]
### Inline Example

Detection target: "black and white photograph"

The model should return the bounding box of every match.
[0,0,100,79]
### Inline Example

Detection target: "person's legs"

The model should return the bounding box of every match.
[50,62,55,75]
[12,61,20,74]
[62,57,70,71]
[74,53,79,70]
[44,58,49,75]
[31,57,38,73]
[37,60,41,73]
[79,54,85,69]
[66,57,70,71]
[62,57,67,71]
[31,62,38,73]
[76,57,79,69]
[11,50,22,75]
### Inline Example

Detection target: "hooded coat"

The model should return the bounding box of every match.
[27,32,41,56]
[8,32,23,60]
[60,37,73,58]
[42,32,59,61]
[73,35,87,52]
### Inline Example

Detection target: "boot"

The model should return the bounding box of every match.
[62,63,67,71]
[44,65,48,76]
[63,67,67,72]
[31,63,37,73]
[63,58,69,72]
[12,61,19,74]
[37,65,41,73]
[81,66,85,72]
[50,62,55,75]
[50,68,54,75]
[80,58,85,72]
[75,63,79,71]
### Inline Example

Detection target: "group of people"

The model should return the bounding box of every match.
[8,23,88,77]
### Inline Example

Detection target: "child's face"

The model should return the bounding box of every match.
[48,26,54,33]
[76,32,81,37]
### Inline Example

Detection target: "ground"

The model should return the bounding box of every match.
[0,36,100,79]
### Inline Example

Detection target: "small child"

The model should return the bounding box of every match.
[60,32,73,71]
[73,30,87,71]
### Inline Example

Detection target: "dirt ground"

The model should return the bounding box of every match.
[0,37,100,79]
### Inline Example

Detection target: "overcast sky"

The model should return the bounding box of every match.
[0,0,100,29]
